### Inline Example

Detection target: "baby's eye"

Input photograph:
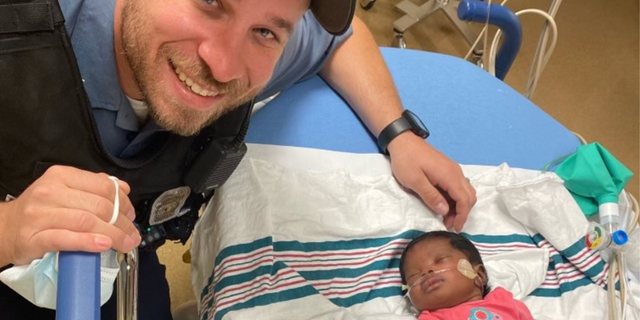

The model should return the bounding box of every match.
[203,0,218,4]
[436,256,450,263]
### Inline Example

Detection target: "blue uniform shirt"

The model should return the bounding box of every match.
[58,0,352,157]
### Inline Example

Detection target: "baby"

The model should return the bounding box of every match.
[399,231,534,320]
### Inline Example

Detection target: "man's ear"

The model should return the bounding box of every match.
[473,264,487,288]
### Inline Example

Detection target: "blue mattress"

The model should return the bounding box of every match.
[247,47,580,170]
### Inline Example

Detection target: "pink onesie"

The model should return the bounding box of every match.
[418,287,534,320]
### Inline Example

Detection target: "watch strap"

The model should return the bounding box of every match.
[377,117,412,154]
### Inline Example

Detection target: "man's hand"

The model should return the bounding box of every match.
[316,15,476,228]
[387,132,477,232]
[0,165,141,266]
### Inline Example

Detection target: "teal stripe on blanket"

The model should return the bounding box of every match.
[530,278,594,297]
[562,236,589,256]
[561,236,607,281]
[205,285,319,320]
[214,236,274,265]
[462,232,537,245]
[533,234,608,288]
[329,287,403,308]
[275,230,421,251]
[280,246,401,263]
[202,236,274,299]
[297,260,400,281]
[214,265,276,292]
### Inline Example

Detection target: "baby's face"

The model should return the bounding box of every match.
[402,238,482,311]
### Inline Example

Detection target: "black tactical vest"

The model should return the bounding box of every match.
[0,0,250,249]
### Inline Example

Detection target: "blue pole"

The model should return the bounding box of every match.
[56,252,101,320]
[457,0,522,80]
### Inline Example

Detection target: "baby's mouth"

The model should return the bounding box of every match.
[421,276,444,292]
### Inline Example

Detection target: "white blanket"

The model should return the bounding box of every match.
[191,144,639,320]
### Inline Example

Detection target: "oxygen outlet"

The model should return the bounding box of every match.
[612,230,628,246]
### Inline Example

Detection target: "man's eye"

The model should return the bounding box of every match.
[256,28,276,40]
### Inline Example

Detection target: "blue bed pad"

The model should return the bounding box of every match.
[246,47,580,170]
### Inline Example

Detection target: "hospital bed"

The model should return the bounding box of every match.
[186,47,639,320]
[55,47,638,319]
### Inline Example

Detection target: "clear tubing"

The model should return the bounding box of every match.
[404,269,451,305]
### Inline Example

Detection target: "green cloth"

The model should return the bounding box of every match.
[555,143,633,216]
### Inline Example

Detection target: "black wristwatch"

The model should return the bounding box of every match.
[377,110,430,154]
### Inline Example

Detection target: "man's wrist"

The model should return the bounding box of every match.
[377,110,429,154]
[386,131,423,154]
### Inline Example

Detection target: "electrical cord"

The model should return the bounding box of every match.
[463,0,510,61]
[606,191,638,320]
[462,0,562,99]
[482,0,493,70]
[525,0,563,99]
[488,9,557,79]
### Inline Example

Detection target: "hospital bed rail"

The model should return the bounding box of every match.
[457,0,522,80]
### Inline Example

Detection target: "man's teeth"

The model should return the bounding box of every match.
[174,68,218,97]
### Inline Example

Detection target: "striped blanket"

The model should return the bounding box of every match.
[190,144,639,320]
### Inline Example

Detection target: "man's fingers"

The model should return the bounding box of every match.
[116,179,131,195]
[49,184,135,226]
[443,213,455,230]
[463,179,477,205]
[44,166,133,211]
[454,180,477,231]
[410,178,449,216]
[30,230,112,259]
[43,166,136,220]
[33,208,139,252]
[443,179,476,231]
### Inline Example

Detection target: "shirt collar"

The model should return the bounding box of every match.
[61,0,141,132]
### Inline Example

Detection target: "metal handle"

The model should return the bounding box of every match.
[117,248,139,320]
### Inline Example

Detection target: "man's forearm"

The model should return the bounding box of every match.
[0,202,13,267]
[319,16,404,137]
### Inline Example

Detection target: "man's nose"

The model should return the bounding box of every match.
[199,33,245,84]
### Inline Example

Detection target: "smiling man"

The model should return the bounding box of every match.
[114,0,312,136]
[0,0,475,319]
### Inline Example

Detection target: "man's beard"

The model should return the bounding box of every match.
[120,1,260,136]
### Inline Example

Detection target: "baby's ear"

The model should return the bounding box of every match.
[473,264,487,288]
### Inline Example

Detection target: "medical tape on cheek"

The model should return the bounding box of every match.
[107,176,120,225]
[457,259,478,279]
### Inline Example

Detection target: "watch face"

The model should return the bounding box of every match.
[404,110,430,138]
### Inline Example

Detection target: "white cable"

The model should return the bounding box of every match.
[526,0,562,93]
[626,192,639,233]
[620,254,629,320]
[107,176,120,225]
[617,253,629,320]
[608,258,618,320]
[463,0,510,62]
[488,9,558,82]
[482,0,493,70]
[464,26,487,60]
[525,0,563,98]
[461,0,562,95]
